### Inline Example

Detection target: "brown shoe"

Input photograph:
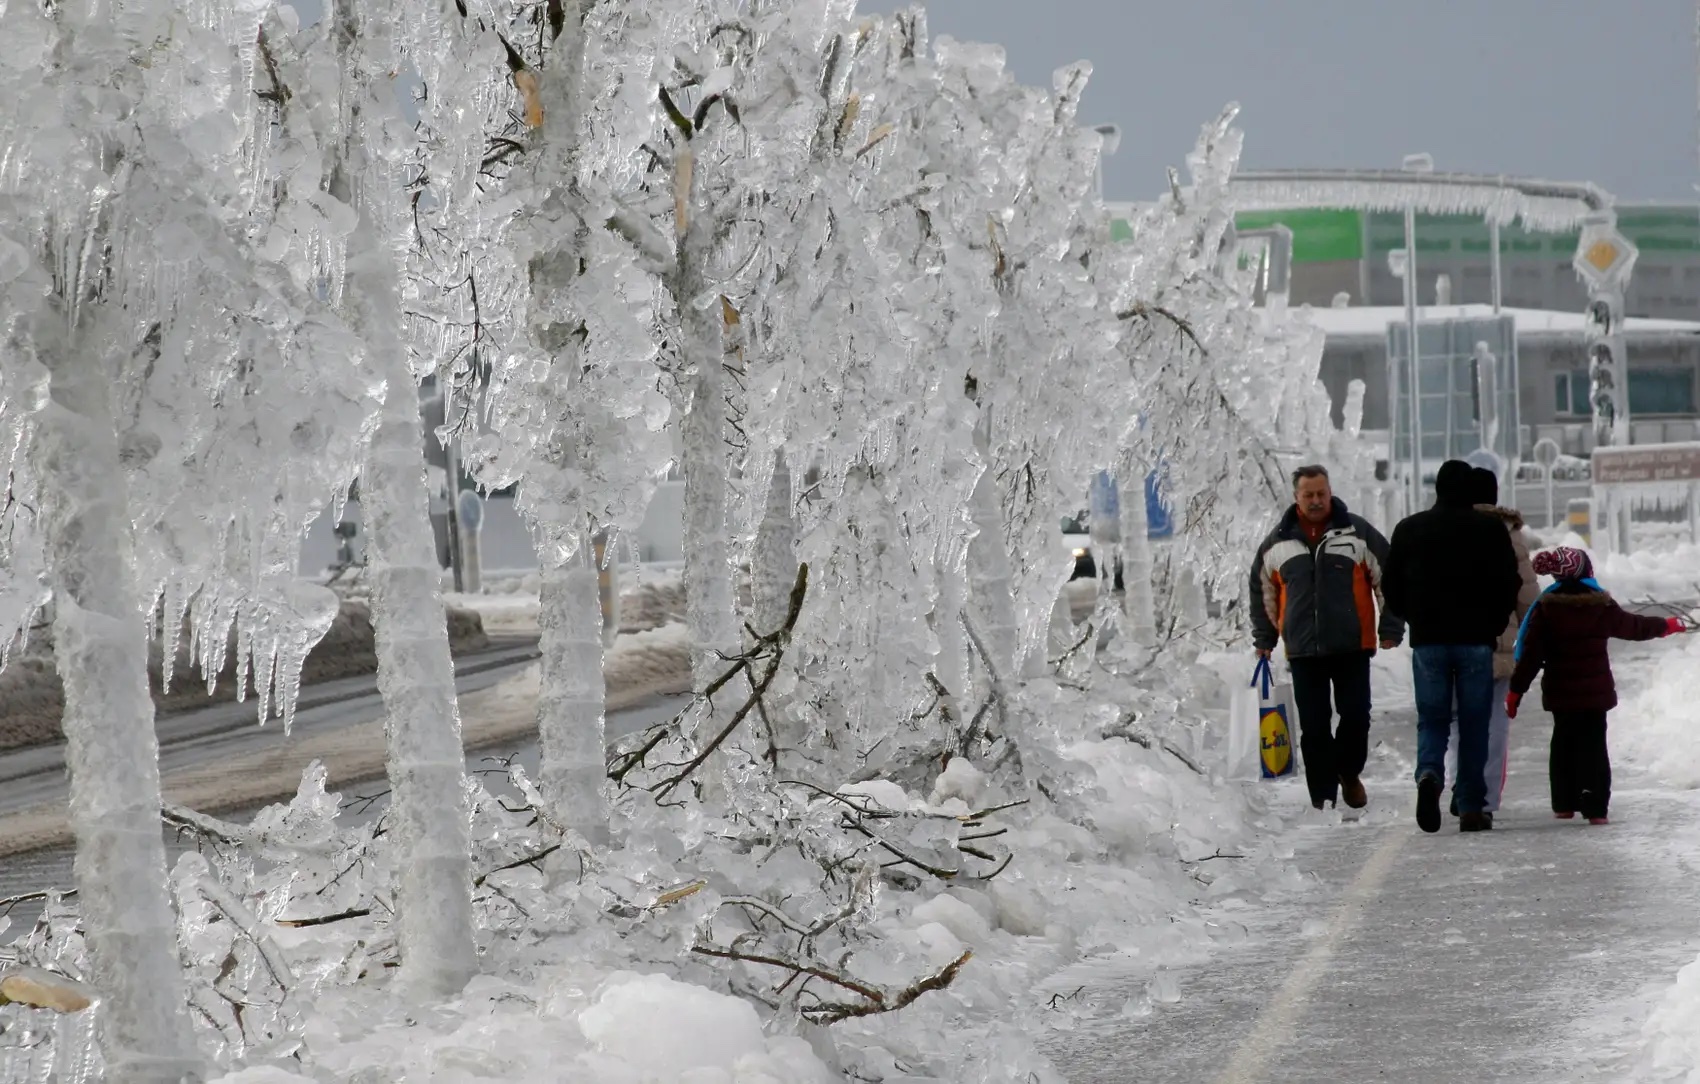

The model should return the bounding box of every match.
[1339,775,1368,809]
[1460,811,1493,832]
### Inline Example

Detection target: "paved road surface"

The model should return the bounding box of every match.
[0,687,687,933]
[0,637,544,819]
[0,632,682,930]
[1046,641,1700,1083]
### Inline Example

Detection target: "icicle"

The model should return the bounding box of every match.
[158,581,192,694]
[1229,174,1603,232]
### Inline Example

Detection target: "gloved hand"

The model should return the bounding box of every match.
[1504,691,1521,719]
[1665,616,1689,636]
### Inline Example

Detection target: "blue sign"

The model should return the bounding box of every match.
[1089,471,1120,522]
[456,489,485,532]
[1087,469,1172,541]
[1144,468,1174,539]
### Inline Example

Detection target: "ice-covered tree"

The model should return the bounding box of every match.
[415,0,675,846]
[0,0,382,1071]
[249,0,481,994]
[1112,107,1334,617]
[324,0,480,994]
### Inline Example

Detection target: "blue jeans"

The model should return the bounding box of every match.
[1412,644,1495,814]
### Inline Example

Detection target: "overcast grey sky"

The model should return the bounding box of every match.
[898,0,1696,203]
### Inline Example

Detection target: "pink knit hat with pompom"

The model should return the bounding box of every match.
[1533,546,1591,581]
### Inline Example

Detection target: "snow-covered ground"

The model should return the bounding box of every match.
[15,558,1700,1082]
[180,651,1303,1084]
[1043,632,1700,1082]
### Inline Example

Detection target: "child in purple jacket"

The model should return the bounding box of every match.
[1506,547,1687,824]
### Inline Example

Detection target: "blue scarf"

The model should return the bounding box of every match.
[1512,577,1602,662]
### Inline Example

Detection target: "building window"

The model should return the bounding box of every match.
[1628,368,1698,415]
[1554,370,1589,415]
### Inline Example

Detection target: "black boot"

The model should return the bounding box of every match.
[1416,774,1443,834]
[1460,811,1493,832]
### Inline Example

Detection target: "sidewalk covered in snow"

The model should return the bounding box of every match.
[1045,631,1700,1083]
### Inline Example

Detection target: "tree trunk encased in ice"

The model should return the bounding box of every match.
[1116,463,1157,649]
[680,303,739,694]
[355,286,479,997]
[750,451,798,640]
[535,551,609,844]
[966,466,1019,681]
[328,0,476,996]
[360,334,479,995]
[29,328,202,1081]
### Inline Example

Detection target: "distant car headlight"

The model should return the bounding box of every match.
[1071,547,1089,558]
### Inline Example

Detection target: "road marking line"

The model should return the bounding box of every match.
[1210,824,1406,1084]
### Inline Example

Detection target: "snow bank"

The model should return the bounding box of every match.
[1592,542,1700,608]
[618,570,686,634]
[210,971,836,1084]
[1634,952,1700,1083]
[444,590,541,635]
[603,622,692,694]
[1612,635,1700,789]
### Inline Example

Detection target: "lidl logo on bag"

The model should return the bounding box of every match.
[1260,705,1295,778]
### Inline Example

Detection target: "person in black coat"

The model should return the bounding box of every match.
[1382,460,1521,834]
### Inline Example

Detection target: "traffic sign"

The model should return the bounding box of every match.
[1572,220,1638,290]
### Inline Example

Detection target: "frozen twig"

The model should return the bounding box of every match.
[163,802,338,856]
[0,890,77,917]
[643,564,808,798]
[800,949,973,1025]
[274,907,372,928]
[195,877,297,994]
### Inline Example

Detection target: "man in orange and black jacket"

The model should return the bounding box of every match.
[1249,464,1404,811]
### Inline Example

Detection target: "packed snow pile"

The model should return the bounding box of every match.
[443,568,685,639]
[205,971,839,1084]
[443,589,543,636]
[1592,542,1700,609]
[1634,951,1700,1083]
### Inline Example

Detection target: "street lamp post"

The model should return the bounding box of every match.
[1092,123,1121,204]
[1401,153,1434,513]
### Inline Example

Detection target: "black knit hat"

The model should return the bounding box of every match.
[1434,460,1475,506]
[1468,466,1499,506]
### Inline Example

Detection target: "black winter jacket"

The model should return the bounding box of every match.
[1382,501,1521,648]
[1248,498,1404,659]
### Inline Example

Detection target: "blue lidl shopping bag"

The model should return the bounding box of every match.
[1250,657,1297,779]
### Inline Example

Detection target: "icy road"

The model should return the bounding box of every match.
[1048,639,1700,1083]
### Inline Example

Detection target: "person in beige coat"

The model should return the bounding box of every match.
[1446,467,1540,819]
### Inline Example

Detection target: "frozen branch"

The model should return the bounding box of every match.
[195,877,297,994]
[606,203,677,274]
[162,801,339,856]
[607,564,808,797]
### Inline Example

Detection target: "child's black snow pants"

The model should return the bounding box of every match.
[1549,709,1610,818]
